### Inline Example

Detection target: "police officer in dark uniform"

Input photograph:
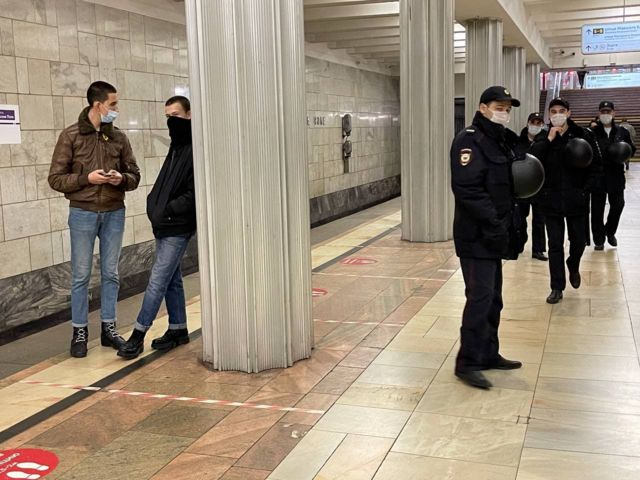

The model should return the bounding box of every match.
[516,112,547,261]
[450,86,523,390]
[591,101,636,250]
[530,98,601,304]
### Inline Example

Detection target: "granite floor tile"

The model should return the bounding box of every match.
[533,377,640,415]
[268,430,346,480]
[315,434,393,480]
[57,431,192,480]
[338,346,381,368]
[386,335,457,354]
[416,382,533,422]
[133,404,228,438]
[315,324,375,351]
[311,366,364,395]
[337,383,425,411]
[236,422,310,471]
[392,412,526,467]
[204,369,282,387]
[525,407,640,457]
[221,467,270,480]
[544,333,637,357]
[282,392,339,426]
[548,315,633,337]
[19,444,91,480]
[372,349,446,369]
[373,452,517,480]
[517,448,640,480]
[350,294,407,323]
[150,453,234,480]
[356,363,436,388]
[539,352,640,383]
[182,382,263,411]
[498,318,549,341]
[314,404,410,438]
[358,325,403,348]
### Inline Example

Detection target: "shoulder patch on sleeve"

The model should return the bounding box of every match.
[459,148,473,166]
[465,128,475,134]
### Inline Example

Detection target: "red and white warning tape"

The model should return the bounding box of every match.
[18,380,326,414]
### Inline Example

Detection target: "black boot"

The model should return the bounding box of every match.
[101,322,125,350]
[607,234,618,247]
[151,328,190,351]
[70,326,88,358]
[546,289,563,304]
[117,329,146,360]
[455,370,492,389]
[532,252,548,261]
[569,271,581,289]
[488,356,523,370]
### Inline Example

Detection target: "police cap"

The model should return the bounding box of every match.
[549,97,570,109]
[527,112,543,122]
[479,86,521,107]
[599,101,615,111]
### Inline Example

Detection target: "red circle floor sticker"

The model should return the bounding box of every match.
[0,449,58,480]
[341,257,377,265]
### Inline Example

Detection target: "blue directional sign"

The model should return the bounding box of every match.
[582,22,640,55]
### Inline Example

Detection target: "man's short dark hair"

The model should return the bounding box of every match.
[87,81,117,107]
[165,96,191,112]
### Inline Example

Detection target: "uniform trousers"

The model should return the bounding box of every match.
[591,190,625,246]
[456,257,502,373]
[518,201,546,253]
[546,214,586,291]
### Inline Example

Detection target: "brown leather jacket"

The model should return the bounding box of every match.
[48,107,141,212]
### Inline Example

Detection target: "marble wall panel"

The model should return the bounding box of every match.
[0,167,25,203]
[121,70,155,101]
[129,13,146,71]
[16,57,28,93]
[143,16,173,48]
[0,0,47,23]
[133,213,153,243]
[76,0,96,34]
[0,55,16,93]
[124,185,146,217]
[24,165,38,201]
[19,95,54,130]
[96,35,116,69]
[3,199,51,239]
[62,96,84,128]
[0,18,14,56]
[56,0,79,63]
[12,20,59,62]
[0,144,10,167]
[0,238,30,278]
[95,4,129,40]
[29,232,53,269]
[78,32,98,66]
[49,196,68,231]
[27,59,52,95]
[114,38,132,70]
[51,62,90,96]
[143,129,170,157]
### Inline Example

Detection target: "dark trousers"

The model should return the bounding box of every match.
[591,190,625,246]
[546,215,586,291]
[456,258,502,372]
[518,201,546,253]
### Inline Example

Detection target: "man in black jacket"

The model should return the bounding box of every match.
[450,86,523,390]
[119,96,196,359]
[515,112,547,261]
[530,97,600,305]
[591,101,636,250]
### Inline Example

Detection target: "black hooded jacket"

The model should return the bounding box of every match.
[591,121,636,193]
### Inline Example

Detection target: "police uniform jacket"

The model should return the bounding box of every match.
[515,128,535,158]
[529,118,600,217]
[451,112,518,260]
[592,121,635,193]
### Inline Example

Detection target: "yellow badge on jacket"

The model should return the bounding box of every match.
[460,148,472,166]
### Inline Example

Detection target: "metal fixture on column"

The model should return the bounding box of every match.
[185,0,312,372]
[400,0,454,243]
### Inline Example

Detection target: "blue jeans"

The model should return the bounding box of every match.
[69,207,125,328]
[134,234,191,332]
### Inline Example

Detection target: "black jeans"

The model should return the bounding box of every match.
[591,190,625,246]
[546,215,586,291]
[519,201,546,253]
[456,258,502,372]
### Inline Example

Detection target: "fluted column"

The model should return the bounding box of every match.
[465,19,503,124]
[400,0,454,243]
[524,63,541,117]
[185,0,312,372]
[503,47,526,131]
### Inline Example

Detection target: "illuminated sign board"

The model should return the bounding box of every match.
[582,22,640,55]
[584,72,640,89]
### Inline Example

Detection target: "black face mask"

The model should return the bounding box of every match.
[167,116,192,146]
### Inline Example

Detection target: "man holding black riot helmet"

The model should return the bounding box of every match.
[450,86,534,390]
[530,97,601,305]
[591,101,636,251]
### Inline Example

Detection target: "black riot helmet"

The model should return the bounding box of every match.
[606,142,632,164]
[564,138,593,168]
[512,153,545,199]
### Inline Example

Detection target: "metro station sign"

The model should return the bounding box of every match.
[582,22,640,55]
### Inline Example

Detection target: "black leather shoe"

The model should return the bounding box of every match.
[70,327,88,358]
[594,244,604,251]
[546,289,563,304]
[490,356,523,370]
[569,271,581,289]
[455,370,492,389]
[117,329,146,360]
[151,328,190,351]
[532,252,548,261]
[101,322,125,350]
[607,234,618,247]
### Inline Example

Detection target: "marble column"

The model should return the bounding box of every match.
[464,19,504,123]
[400,0,454,243]
[524,63,541,117]
[503,47,527,131]
[185,0,313,372]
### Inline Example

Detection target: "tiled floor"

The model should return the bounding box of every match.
[2,166,640,479]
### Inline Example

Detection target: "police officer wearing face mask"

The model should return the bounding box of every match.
[450,86,524,390]
[530,98,601,304]
[515,113,547,261]
[590,101,636,251]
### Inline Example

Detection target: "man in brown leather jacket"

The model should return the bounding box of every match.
[48,81,141,358]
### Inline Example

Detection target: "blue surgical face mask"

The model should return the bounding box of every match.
[101,109,119,124]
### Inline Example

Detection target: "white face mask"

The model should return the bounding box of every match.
[600,114,613,125]
[528,124,543,136]
[551,113,567,127]
[489,110,511,126]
